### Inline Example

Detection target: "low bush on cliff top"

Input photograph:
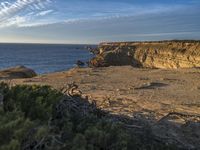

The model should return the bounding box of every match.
[0,82,177,150]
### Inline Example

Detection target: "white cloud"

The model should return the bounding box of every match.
[0,0,53,28]
[17,20,57,27]
[0,16,26,27]
[36,9,53,16]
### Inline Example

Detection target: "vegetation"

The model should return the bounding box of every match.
[0,82,178,150]
[0,83,62,150]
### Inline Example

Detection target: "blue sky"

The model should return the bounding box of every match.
[0,0,200,44]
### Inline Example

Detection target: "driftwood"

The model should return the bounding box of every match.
[124,124,143,129]
[158,112,200,123]
[0,94,3,105]
[61,82,82,97]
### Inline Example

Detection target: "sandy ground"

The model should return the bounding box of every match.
[8,66,200,119]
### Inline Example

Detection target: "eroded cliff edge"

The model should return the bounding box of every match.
[90,40,200,69]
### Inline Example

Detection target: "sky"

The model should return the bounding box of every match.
[0,0,200,44]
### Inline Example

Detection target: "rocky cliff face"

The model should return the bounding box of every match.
[89,41,200,69]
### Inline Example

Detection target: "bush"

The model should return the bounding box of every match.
[0,83,62,150]
[1,83,63,121]
[0,83,178,150]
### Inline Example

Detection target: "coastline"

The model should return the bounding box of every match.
[1,40,200,148]
[1,40,200,117]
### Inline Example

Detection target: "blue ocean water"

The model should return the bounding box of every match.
[0,43,94,74]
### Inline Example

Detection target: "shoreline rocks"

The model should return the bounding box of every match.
[89,40,200,69]
[0,65,37,80]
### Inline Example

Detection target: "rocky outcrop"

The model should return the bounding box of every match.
[89,40,200,69]
[0,65,37,79]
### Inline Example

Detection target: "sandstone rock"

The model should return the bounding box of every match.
[0,65,37,79]
[89,41,200,69]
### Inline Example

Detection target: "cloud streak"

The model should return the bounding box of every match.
[36,9,53,16]
[0,0,193,28]
[0,0,199,43]
[0,0,52,27]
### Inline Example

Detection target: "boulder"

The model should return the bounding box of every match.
[0,65,37,79]
[76,60,85,67]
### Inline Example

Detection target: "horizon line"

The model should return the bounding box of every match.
[0,39,200,45]
[0,42,98,45]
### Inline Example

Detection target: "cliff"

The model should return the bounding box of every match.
[89,40,200,69]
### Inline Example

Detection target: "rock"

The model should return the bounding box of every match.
[0,65,37,79]
[85,46,99,55]
[89,46,141,67]
[76,60,85,67]
[89,40,200,69]
[89,55,108,67]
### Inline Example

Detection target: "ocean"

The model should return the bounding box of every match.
[0,43,95,74]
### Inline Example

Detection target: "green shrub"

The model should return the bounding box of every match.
[0,83,62,150]
[0,83,178,150]
[1,84,63,121]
